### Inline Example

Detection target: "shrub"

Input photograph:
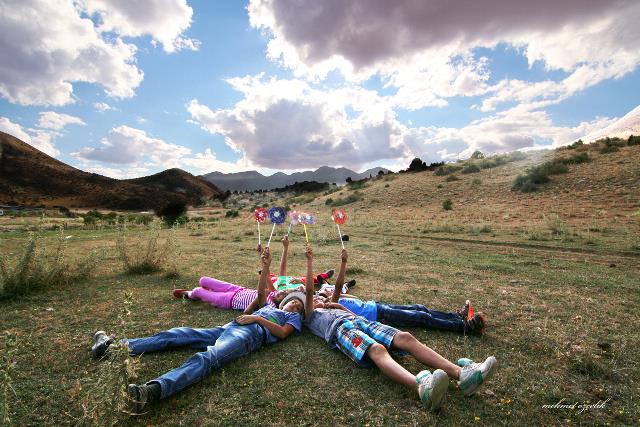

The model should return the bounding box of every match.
[330,193,363,207]
[225,210,239,218]
[599,137,625,154]
[325,198,333,205]
[472,178,482,185]
[445,175,460,182]
[470,150,485,159]
[1,332,18,424]
[80,293,139,426]
[512,159,569,192]
[347,180,367,190]
[0,227,99,299]
[156,202,188,227]
[627,135,640,146]
[565,140,584,150]
[434,164,463,176]
[461,163,481,174]
[560,152,591,165]
[407,157,427,172]
[442,199,453,210]
[116,222,177,275]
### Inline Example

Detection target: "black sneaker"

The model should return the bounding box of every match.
[324,269,335,279]
[127,382,161,413]
[91,331,114,359]
[463,313,487,336]
[344,279,356,289]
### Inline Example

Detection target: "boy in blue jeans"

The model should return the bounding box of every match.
[304,249,497,411]
[90,246,310,412]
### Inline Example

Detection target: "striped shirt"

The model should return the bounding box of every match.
[231,289,277,311]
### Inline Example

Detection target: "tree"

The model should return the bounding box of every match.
[377,170,385,176]
[470,150,485,160]
[156,202,187,227]
[408,157,427,172]
[346,177,353,183]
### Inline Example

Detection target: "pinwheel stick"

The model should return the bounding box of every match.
[287,222,293,236]
[257,221,261,246]
[336,223,345,249]
[303,223,309,243]
[267,223,276,247]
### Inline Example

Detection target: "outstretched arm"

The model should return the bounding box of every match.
[257,247,272,307]
[236,315,295,339]
[304,244,315,319]
[332,249,348,304]
[278,235,289,277]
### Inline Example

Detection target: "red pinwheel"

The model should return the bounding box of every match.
[332,209,347,225]
[254,208,267,224]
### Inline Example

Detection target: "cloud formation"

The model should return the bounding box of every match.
[80,0,199,53]
[249,0,640,110]
[0,116,60,156]
[36,111,86,130]
[187,75,405,169]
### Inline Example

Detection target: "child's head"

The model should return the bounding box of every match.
[279,291,306,314]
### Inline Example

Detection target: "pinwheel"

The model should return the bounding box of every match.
[287,210,300,236]
[266,206,286,247]
[254,208,267,246]
[331,209,347,249]
[299,212,316,243]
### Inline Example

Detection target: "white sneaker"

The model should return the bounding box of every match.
[417,369,448,411]
[457,356,497,396]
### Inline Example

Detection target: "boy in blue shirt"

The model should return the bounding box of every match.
[304,249,497,411]
[90,246,310,412]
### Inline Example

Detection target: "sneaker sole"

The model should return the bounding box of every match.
[427,369,449,411]
[127,384,145,413]
[463,356,497,396]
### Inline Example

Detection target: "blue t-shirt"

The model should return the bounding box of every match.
[254,305,302,344]
[338,298,378,321]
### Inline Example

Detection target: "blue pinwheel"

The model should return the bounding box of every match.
[266,206,286,246]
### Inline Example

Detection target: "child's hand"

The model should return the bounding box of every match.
[236,315,259,325]
[261,247,272,267]
[305,244,313,261]
[341,249,348,263]
[281,235,289,249]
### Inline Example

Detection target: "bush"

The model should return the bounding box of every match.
[559,152,591,164]
[512,159,569,192]
[442,199,453,211]
[627,135,640,146]
[0,227,99,299]
[445,175,460,182]
[470,150,485,159]
[347,180,367,190]
[116,222,177,275]
[599,137,625,154]
[330,193,363,207]
[434,164,463,176]
[407,157,427,172]
[156,202,188,227]
[565,140,584,150]
[461,163,481,174]
[225,210,239,218]
[472,178,482,185]
[325,198,333,205]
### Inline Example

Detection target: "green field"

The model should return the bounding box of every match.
[1,215,639,426]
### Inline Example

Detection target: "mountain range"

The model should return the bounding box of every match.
[0,131,222,211]
[202,166,390,191]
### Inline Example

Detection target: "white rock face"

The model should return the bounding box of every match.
[583,105,640,142]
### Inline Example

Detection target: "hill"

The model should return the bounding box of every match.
[202,165,389,191]
[583,104,640,142]
[0,132,222,210]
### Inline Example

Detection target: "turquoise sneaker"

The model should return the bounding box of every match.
[458,356,497,396]
[416,369,448,411]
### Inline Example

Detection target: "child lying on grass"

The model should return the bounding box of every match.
[90,246,310,413]
[172,236,335,311]
[315,289,487,335]
[303,249,497,411]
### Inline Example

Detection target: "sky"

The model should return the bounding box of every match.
[1,0,639,179]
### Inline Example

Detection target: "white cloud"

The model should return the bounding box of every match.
[0,116,60,156]
[249,0,640,110]
[94,102,114,112]
[187,75,406,170]
[80,0,199,53]
[36,111,86,130]
[72,125,190,166]
[135,116,147,124]
[0,0,143,106]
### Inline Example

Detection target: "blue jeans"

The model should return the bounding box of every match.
[375,303,464,332]
[126,322,265,399]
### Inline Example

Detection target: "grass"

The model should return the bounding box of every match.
[0,216,638,425]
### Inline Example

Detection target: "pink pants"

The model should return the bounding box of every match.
[188,277,245,309]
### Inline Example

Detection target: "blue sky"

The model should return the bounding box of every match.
[1,0,639,178]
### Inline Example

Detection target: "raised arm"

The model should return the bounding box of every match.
[331,249,348,304]
[257,247,272,307]
[304,244,315,319]
[278,235,289,277]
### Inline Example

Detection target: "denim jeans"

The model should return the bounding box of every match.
[126,322,265,399]
[375,303,464,332]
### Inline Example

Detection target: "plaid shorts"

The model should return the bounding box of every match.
[334,317,400,367]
